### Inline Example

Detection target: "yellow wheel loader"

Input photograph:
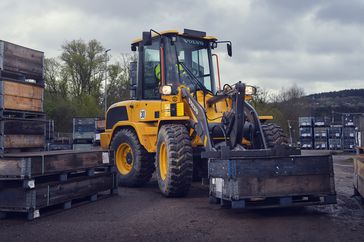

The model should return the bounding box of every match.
[101,29,336,208]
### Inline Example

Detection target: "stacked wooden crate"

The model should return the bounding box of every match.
[0,40,46,154]
[0,150,117,220]
[0,41,118,220]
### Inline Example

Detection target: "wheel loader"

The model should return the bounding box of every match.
[101,29,336,208]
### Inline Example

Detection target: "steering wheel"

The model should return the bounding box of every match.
[223,84,233,93]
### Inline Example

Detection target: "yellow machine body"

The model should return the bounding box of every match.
[101,89,267,152]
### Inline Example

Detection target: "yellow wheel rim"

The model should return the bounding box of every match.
[116,143,134,175]
[159,142,168,181]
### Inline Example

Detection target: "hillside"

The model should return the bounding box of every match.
[302,89,364,116]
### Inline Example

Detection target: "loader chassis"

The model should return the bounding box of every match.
[101,29,336,208]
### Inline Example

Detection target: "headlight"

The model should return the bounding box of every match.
[161,85,172,95]
[245,85,257,95]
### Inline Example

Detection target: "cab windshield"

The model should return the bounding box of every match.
[165,36,214,93]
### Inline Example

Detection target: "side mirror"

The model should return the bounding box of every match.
[129,61,137,99]
[142,31,152,46]
[227,43,232,57]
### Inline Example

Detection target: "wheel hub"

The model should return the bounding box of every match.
[126,153,133,165]
[159,142,168,181]
[116,143,134,175]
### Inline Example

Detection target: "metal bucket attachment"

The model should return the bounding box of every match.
[208,154,336,209]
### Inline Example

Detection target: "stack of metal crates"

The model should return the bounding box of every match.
[343,114,356,150]
[328,125,342,150]
[299,117,313,149]
[313,117,329,149]
[73,117,97,150]
[0,40,46,154]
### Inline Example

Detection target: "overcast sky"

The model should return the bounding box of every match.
[1,0,363,94]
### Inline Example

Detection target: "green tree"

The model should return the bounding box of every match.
[44,57,68,97]
[61,39,106,98]
[106,53,136,106]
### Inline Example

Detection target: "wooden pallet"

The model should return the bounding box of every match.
[209,194,337,209]
[0,172,117,220]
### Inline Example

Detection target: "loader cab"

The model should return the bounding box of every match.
[130,29,231,100]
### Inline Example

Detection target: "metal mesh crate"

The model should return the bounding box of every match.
[328,127,342,138]
[300,127,313,138]
[299,117,313,127]
[314,127,327,138]
[329,139,342,150]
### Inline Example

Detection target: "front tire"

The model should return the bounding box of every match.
[156,124,193,197]
[111,129,155,187]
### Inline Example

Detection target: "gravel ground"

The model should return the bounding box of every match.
[0,152,363,242]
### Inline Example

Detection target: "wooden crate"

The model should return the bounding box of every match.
[0,118,46,153]
[354,155,364,199]
[0,40,44,84]
[0,80,43,112]
[0,149,110,179]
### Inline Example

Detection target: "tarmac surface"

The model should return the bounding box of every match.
[0,152,363,242]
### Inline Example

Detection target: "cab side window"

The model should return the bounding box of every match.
[143,41,160,99]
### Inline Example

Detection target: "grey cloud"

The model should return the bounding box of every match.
[316,0,364,25]
[0,0,363,94]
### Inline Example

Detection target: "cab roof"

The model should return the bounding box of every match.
[131,29,218,45]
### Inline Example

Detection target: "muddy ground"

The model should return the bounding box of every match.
[0,152,363,242]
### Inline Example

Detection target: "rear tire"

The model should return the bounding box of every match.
[262,123,289,148]
[111,129,155,187]
[156,124,193,197]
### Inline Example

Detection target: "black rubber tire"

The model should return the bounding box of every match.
[156,124,193,197]
[111,129,155,187]
[262,123,289,148]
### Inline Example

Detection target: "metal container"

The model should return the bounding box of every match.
[357,116,364,147]
[343,127,355,138]
[299,117,313,127]
[329,139,342,150]
[314,127,327,138]
[300,127,313,138]
[315,139,328,150]
[328,127,342,138]
[343,114,355,127]
[314,116,330,127]
[342,138,356,150]
[73,118,96,142]
[300,138,313,149]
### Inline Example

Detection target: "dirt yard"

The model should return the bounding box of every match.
[0,152,363,242]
